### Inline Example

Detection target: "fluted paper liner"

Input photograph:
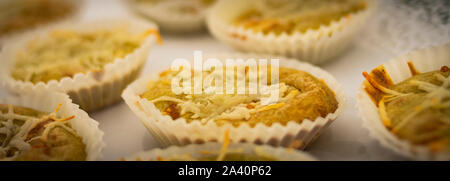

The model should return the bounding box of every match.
[0,19,159,112]
[122,142,316,161]
[127,0,209,33]
[122,53,346,149]
[357,43,450,160]
[207,0,376,64]
[0,90,105,161]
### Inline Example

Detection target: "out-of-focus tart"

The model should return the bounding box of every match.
[234,0,366,35]
[11,28,149,84]
[0,0,82,44]
[0,20,161,112]
[207,0,376,64]
[127,0,216,33]
[0,104,86,161]
[357,43,450,160]
[122,54,346,149]
[122,133,316,161]
[0,90,104,161]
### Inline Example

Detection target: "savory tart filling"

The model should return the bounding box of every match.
[364,64,450,153]
[0,0,77,36]
[234,0,367,35]
[141,66,338,127]
[0,104,86,161]
[11,28,155,83]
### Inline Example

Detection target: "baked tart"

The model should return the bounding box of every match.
[0,104,86,160]
[0,90,104,161]
[122,132,316,161]
[122,53,345,148]
[127,0,216,33]
[358,43,450,160]
[0,0,82,45]
[207,0,376,64]
[140,66,338,127]
[11,28,149,84]
[0,20,161,112]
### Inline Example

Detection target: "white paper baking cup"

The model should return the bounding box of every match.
[0,0,85,48]
[122,142,317,161]
[127,0,211,33]
[0,19,159,112]
[207,0,376,64]
[122,53,346,149]
[0,89,105,161]
[356,43,450,160]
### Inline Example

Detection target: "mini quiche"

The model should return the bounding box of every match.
[141,66,338,127]
[0,90,104,161]
[128,0,216,33]
[0,0,80,40]
[207,0,375,64]
[122,133,316,161]
[11,28,148,84]
[0,20,160,112]
[358,44,450,160]
[363,64,450,155]
[122,54,345,148]
[0,104,86,161]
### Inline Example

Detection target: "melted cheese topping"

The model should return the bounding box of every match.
[11,28,158,83]
[234,0,367,35]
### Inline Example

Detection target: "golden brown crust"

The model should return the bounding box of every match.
[407,61,421,76]
[248,67,338,125]
[441,66,449,73]
[164,103,181,120]
[363,65,394,105]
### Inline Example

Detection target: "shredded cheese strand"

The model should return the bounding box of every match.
[0,104,77,160]
[40,121,77,142]
[363,72,406,96]
[216,130,230,161]
[378,98,392,128]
